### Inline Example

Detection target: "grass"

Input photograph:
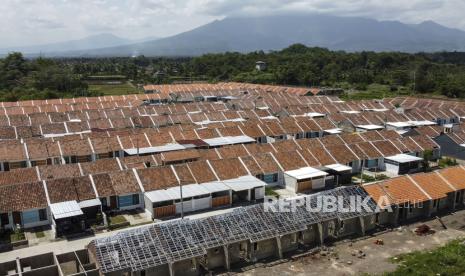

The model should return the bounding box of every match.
[35,231,45,238]
[356,173,389,183]
[109,215,128,225]
[88,82,140,96]
[385,239,465,276]
[340,84,409,101]
[265,186,280,197]
[438,157,458,168]
[0,230,26,243]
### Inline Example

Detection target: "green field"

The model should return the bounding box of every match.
[88,83,140,96]
[339,84,411,101]
[385,239,465,276]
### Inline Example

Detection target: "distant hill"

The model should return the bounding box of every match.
[13,14,465,57]
[0,33,134,55]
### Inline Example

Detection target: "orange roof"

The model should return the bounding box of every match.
[364,176,430,207]
[437,166,465,190]
[409,173,453,200]
[363,183,392,208]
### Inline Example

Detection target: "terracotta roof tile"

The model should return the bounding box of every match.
[0,167,39,186]
[0,181,48,212]
[410,173,452,200]
[208,158,248,180]
[39,163,81,180]
[80,159,121,175]
[109,170,141,195]
[137,166,178,191]
[437,166,465,190]
[46,176,95,203]
[187,160,218,183]
[272,151,307,171]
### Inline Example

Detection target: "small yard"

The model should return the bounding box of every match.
[35,231,45,238]
[353,173,389,184]
[0,230,26,243]
[265,186,280,197]
[438,157,458,168]
[109,215,128,225]
[386,239,465,276]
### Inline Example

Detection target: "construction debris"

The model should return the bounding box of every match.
[414,224,435,236]
[374,239,384,245]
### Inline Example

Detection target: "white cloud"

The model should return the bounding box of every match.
[1,0,465,47]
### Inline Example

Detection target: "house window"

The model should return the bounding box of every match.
[433,199,439,208]
[38,209,47,221]
[118,194,139,208]
[22,210,40,224]
[101,197,108,207]
[253,242,259,251]
[263,173,278,184]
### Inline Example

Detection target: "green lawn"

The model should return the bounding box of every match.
[265,186,280,197]
[109,215,128,225]
[340,84,409,101]
[385,239,465,276]
[88,83,140,96]
[35,231,45,238]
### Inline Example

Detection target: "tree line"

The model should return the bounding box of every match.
[2,45,465,101]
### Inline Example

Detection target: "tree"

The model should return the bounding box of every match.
[422,150,433,172]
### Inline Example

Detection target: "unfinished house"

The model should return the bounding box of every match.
[88,186,377,276]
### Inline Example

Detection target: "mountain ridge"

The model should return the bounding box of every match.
[9,14,465,57]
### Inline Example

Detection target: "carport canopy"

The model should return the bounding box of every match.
[285,167,328,180]
[50,200,83,220]
[166,184,211,199]
[199,181,231,193]
[385,154,422,164]
[222,175,266,192]
[325,164,352,172]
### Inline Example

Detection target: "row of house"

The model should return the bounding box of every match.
[84,165,465,276]
[0,128,440,236]
[2,165,465,276]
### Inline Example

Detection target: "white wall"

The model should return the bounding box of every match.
[255,187,265,200]
[312,177,325,190]
[175,196,212,214]
[385,163,399,175]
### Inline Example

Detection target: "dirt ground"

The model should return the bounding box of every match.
[237,210,465,276]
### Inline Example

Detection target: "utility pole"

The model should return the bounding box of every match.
[179,180,184,219]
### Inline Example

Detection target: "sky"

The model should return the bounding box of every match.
[1,0,465,47]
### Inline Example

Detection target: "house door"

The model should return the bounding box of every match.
[110,196,118,209]
[12,212,21,225]
[0,213,9,226]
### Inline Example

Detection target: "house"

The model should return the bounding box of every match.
[44,176,101,237]
[437,166,465,209]
[384,154,423,175]
[91,171,143,213]
[283,167,328,193]
[433,132,465,160]
[255,61,267,71]
[25,140,62,166]
[0,181,50,230]
[363,177,423,226]
[59,139,94,163]
[0,142,28,171]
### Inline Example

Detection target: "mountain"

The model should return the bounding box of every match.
[19,14,465,57]
[0,33,133,55]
